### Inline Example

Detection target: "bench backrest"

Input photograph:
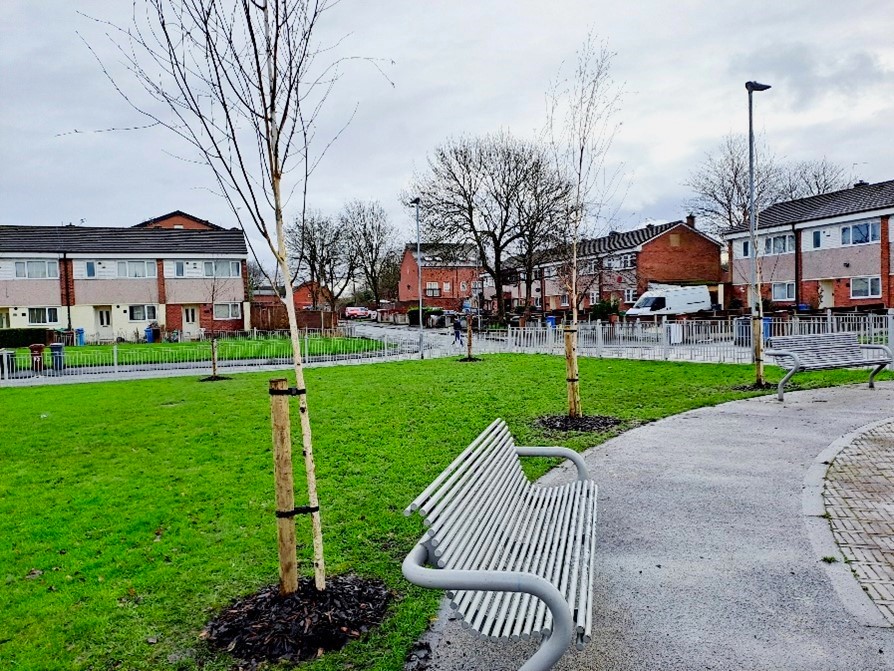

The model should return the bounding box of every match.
[404,419,530,557]
[767,332,866,365]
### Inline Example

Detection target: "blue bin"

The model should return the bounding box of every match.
[75,328,85,346]
[545,315,556,328]
[763,316,772,342]
[50,343,65,371]
[144,327,154,343]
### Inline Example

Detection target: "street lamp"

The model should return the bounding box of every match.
[410,197,424,359]
[746,80,771,383]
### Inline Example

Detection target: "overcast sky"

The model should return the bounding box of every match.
[2,1,892,265]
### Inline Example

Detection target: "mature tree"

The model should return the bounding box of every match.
[287,210,358,312]
[413,132,544,319]
[341,200,398,307]
[513,151,572,308]
[96,0,366,591]
[686,135,849,234]
[376,249,402,302]
[246,260,268,300]
[546,33,625,417]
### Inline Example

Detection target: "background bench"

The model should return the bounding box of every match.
[765,332,891,401]
[402,419,597,671]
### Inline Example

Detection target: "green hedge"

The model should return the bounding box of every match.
[0,328,52,349]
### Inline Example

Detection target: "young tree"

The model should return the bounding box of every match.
[546,34,625,417]
[95,0,369,592]
[341,200,398,307]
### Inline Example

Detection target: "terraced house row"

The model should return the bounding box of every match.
[0,211,249,340]
[725,179,894,310]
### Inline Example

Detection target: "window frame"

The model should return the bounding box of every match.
[213,302,242,320]
[771,282,795,301]
[812,231,821,249]
[15,259,59,279]
[85,261,96,278]
[762,234,795,256]
[28,307,59,324]
[624,288,638,304]
[841,221,881,246]
[128,304,158,321]
[850,276,882,299]
[560,293,569,307]
[117,260,156,279]
[204,260,242,278]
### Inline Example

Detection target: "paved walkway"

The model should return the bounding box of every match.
[422,384,894,671]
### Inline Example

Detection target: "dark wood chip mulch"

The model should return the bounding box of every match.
[198,375,232,382]
[535,414,624,433]
[732,381,776,391]
[203,576,390,668]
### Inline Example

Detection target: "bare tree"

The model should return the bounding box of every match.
[341,200,398,307]
[92,0,374,592]
[546,33,625,417]
[287,210,358,312]
[246,260,268,300]
[413,132,543,320]
[686,135,848,234]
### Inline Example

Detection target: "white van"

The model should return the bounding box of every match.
[625,285,712,317]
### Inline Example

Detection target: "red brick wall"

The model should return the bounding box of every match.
[637,225,722,294]
[59,258,75,307]
[199,303,243,332]
[141,213,217,230]
[398,249,480,309]
[166,303,183,331]
[156,259,167,304]
[882,215,891,306]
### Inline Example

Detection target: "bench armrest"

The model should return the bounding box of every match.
[861,343,893,360]
[516,446,590,481]
[402,542,574,647]
[764,348,801,370]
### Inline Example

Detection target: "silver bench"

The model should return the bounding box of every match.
[402,419,597,671]
[765,332,892,401]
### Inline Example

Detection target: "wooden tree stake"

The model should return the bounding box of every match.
[564,327,582,417]
[269,378,298,594]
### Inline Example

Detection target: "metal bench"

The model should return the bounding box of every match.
[402,419,597,671]
[765,332,892,401]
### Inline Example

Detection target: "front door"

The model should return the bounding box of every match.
[818,280,835,309]
[0,308,9,329]
[182,306,199,339]
[95,306,113,341]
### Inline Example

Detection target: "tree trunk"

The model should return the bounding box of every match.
[564,326,582,416]
[466,318,473,360]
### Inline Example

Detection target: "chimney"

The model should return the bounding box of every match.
[685,214,696,228]
[853,180,869,188]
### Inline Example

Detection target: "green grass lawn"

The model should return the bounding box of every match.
[11,336,383,367]
[0,355,883,670]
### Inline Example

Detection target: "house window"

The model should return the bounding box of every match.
[460,281,468,292]
[533,268,543,280]
[118,261,156,278]
[443,281,451,294]
[741,240,750,258]
[425,281,440,297]
[763,234,795,255]
[175,261,185,277]
[85,261,96,278]
[213,303,242,320]
[128,304,157,321]
[28,307,58,324]
[560,293,569,307]
[771,282,795,301]
[15,260,59,279]
[204,260,242,277]
[851,276,882,299]
[534,296,542,308]
[624,288,637,304]
[812,231,821,249]
[590,291,599,305]
[841,221,880,246]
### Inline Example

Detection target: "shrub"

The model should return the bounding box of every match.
[0,328,53,348]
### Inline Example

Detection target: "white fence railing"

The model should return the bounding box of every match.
[4,314,893,386]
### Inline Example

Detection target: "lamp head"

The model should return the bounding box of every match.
[409,197,421,205]
[745,81,771,92]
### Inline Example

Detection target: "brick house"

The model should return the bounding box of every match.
[725,180,894,310]
[0,212,249,340]
[398,243,481,310]
[508,216,722,311]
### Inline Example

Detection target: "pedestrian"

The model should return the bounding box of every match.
[453,316,464,346]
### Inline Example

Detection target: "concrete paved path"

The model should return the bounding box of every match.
[422,384,894,671]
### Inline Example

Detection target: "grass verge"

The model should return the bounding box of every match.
[0,355,882,670]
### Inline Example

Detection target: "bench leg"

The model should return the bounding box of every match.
[869,363,887,389]
[402,543,575,671]
[777,367,797,402]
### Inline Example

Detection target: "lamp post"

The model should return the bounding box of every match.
[746,80,771,384]
[410,197,424,359]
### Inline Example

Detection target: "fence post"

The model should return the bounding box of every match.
[661,316,670,360]
[113,343,119,375]
[826,308,833,333]
[304,333,309,360]
[595,320,603,358]
[888,309,894,370]
[0,350,6,381]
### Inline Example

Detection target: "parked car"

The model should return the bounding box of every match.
[344,306,369,319]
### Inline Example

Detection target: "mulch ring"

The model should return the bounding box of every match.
[732,381,777,392]
[535,414,624,433]
[202,575,391,668]
[198,375,232,382]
